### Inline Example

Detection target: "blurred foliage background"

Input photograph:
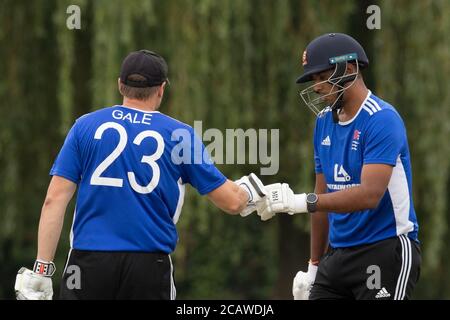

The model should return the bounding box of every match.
[0,0,449,299]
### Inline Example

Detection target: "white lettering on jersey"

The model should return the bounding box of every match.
[327,183,360,190]
[90,122,164,194]
[112,109,152,125]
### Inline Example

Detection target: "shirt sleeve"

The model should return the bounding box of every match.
[313,119,323,174]
[363,110,405,166]
[49,122,82,184]
[181,127,226,195]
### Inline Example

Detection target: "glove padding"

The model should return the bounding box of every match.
[15,267,53,300]
[234,173,267,217]
[256,183,307,221]
[292,262,318,300]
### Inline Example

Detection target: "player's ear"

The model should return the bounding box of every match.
[346,63,357,74]
[117,78,121,90]
[158,82,166,98]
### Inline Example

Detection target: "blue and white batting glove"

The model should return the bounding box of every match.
[256,183,307,221]
[234,173,267,217]
[15,260,55,300]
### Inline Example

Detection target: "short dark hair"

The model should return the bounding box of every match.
[119,74,159,101]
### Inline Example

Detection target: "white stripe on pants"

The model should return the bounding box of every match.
[394,235,412,300]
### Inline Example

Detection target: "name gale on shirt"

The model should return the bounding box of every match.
[112,109,152,125]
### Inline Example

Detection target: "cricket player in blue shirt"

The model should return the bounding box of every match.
[14,50,265,300]
[256,33,421,300]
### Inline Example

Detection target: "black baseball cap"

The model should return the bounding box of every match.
[120,50,169,88]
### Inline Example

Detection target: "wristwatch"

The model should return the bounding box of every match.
[306,193,318,213]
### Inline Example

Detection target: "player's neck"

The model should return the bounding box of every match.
[339,83,368,122]
[122,98,160,112]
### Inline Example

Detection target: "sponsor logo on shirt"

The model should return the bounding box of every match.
[327,183,360,190]
[334,164,351,182]
[321,135,331,146]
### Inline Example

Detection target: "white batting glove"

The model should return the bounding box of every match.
[234,173,267,217]
[15,260,55,300]
[293,262,318,300]
[256,183,307,221]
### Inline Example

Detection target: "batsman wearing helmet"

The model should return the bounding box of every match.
[255,33,421,300]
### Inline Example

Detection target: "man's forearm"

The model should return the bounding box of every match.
[310,173,329,263]
[310,211,329,262]
[315,164,392,213]
[36,176,76,262]
[232,180,252,213]
[207,180,249,215]
[316,185,382,213]
[37,200,67,262]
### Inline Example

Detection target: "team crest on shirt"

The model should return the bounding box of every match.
[351,129,361,151]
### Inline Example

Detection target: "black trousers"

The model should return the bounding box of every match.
[310,235,421,300]
[59,249,175,300]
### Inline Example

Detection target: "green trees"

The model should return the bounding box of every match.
[0,0,448,299]
[374,0,450,298]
